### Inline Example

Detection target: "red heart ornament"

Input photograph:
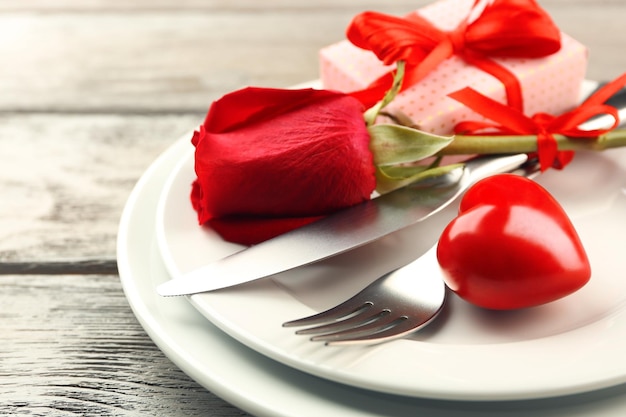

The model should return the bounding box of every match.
[436,174,591,310]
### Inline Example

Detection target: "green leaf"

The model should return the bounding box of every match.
[364,60,406,126]
[368,124,454,166]
[375,163,464,194]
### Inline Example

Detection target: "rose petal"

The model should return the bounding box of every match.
[191,87,376,244]
[208,215,323,246]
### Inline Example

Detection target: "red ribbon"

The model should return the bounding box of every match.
[347,0,562,110]
[448,72,626,171]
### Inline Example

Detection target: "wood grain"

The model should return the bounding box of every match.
[0,274,250,416]
[1,1,625,415]
[0,114,198,263]
[0,2,623,113]
[0,4,420,113]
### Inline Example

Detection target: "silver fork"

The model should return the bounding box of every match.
[282,245,445,346]
[283,157,543,346]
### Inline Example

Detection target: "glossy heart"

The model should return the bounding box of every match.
[436,174,591,310]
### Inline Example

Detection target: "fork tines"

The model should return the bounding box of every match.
[283,301,417,346]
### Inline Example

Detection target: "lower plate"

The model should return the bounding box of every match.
[118,136,626,416]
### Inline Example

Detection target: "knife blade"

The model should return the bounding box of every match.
[157,153,535,296]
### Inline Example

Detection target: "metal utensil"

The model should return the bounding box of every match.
[158,153,532,296]
[283,159,542,345]
[282,246,444,345]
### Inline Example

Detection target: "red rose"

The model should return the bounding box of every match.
[191,87,376,245]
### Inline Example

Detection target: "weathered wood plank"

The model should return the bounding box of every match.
[0,0,424,12]
[0,114,198,263]
[0,6,416,113]
[0,3,624,113]
[0,260,118,274]
[0,274,251,416]
[0,0,621,11]
[1,3,624,417]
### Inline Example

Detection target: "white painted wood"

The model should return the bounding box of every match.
[0,114,197,263]
[0,274,250,416]
[0,1,623,415]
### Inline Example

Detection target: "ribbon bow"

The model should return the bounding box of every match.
[448,72,626,171]
[347,0,561,110]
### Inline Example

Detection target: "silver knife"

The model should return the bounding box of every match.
[157,153,536,296]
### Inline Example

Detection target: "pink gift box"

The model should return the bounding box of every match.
[320,0,588,135]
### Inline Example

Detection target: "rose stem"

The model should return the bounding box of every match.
[438,129,626,155]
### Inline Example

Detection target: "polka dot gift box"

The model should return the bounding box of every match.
[320,0,588,135]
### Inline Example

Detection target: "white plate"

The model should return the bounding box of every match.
[155,81,626,400]
[156,140,626,400]
[118,135,626,416]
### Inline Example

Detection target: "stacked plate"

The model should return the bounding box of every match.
[117,82,626,417]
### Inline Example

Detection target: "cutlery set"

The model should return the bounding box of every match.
[158,86,626,345]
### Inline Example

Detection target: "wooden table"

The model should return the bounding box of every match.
[2,1,625,415]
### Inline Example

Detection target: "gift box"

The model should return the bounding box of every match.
[320,0,588,135]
